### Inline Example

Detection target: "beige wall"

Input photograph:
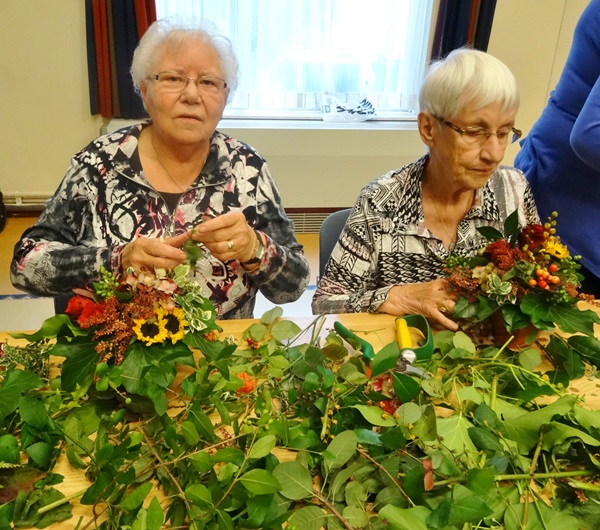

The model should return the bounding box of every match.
[0,0,589,208]
[0,1,103,200]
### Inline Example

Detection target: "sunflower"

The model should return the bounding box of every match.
[157,306,189,344]
[543,238,569,259]
[133,315,168,346]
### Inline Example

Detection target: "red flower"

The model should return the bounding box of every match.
[77,300,107,328]
[377,398,402,415]
[519,223,546,251]
[65,295,95,319]
[372,374,393,393]
[236,372,255,394]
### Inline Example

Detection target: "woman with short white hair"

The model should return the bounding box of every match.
[313,48,539,330]
[12,18,310,319]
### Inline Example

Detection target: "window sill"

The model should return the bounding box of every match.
[103,117,418,134]
[219,118,418,131]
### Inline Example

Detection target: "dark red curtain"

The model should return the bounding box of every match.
[86,0,156,118]
[430,0,497,61]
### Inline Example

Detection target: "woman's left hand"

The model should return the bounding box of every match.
[190,211,257,263]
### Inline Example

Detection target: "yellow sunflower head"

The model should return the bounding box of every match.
[543,238,569,259]
[132,316,168,346]
[157,306,189,344]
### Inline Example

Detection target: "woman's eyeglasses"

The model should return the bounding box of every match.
[433,115,522,146]
[149,71,228,95]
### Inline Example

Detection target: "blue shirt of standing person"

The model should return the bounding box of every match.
[514,0,600,296]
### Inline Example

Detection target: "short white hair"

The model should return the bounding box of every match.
[130,17,239,102]
[419,48,519,119]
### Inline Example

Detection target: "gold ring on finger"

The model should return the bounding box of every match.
[227,240,234,250]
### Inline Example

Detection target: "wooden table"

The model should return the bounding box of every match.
[2,310,600,528]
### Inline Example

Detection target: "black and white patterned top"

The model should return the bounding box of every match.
[11,124,310,319]
[312,155,539,315]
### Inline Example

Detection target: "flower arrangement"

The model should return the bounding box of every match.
[64,265,219,364]
[446,211,600,340]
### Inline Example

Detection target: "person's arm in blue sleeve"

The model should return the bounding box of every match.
[571,76,600,171]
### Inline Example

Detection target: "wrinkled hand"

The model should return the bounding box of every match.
[121,233,189,273]
[190,211,257,263]
[378,278,458,331]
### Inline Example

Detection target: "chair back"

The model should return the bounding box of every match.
[54,295,72,315]
[319,208,351,279]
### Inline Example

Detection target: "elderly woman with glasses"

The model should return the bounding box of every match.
[11,18,310,319]
[312,48,539,330]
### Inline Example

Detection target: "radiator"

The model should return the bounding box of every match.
[4,193,342,234]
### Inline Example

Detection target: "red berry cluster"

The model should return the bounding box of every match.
[529,263,560,290]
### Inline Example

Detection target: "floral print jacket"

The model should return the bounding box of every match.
[11,124,310,319]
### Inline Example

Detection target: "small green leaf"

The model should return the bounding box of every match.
[185,483,213,508]
[380,427,407,450]
[261,306,283,324]
[518,347,542,371]
[189,451,213,473]
[119,482,153,510]
[468,426,503,452]
[324,430,357,472]
[355,428,382,446]
[352,404,397,426]
[370,342,400,378]
[379,504,431,529]
[271,320,302,341]
[248,434,277,460]
[287,505,328,530]
[180,420,200,446]
[393,372,421,402]
[25,441,52,469]
[239,469,281,494]
[0,435,20,464]
[272,461,313,500]
[452,331,476,353]
[18,396,50,429]
[477,225,504,242]
[303,372,320,392]
[396,402,422,426]
[0,369,43,424]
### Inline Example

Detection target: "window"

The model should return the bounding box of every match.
[155,0,433,121]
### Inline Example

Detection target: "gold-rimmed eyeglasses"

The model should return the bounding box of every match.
[149,71,228,95]
[433,115,522,146]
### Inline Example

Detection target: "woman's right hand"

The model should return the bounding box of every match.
[121,234,189,273]
[378,278,458,330]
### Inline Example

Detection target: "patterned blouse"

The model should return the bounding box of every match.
[312,155,539,315]
[11,124,310,319]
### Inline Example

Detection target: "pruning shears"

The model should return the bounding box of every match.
[333,314,434,376]
[333,320,376,362]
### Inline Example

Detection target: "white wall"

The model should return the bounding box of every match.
[0,0,589,208]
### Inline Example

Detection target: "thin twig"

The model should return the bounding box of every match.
[357,447,414,506]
